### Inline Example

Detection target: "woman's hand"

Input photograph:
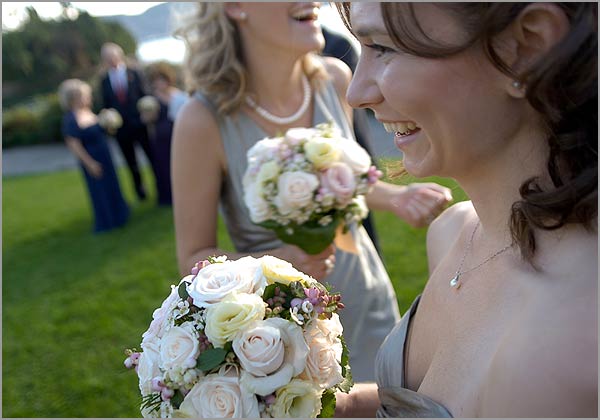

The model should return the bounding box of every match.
[390,183,453,228]
[86,160,103,179]
[276,244,336,281]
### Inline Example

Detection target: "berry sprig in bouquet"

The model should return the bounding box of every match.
[243,122,382,254]
[124,255,352,418]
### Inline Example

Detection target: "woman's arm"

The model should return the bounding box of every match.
[64,136,103,178]
[335,383,380,418]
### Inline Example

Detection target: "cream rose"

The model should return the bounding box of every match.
[159,322,200,371]
[260,255,309,286]
[338,138,372,174]
[204,292,266,347]
[178,370,259,418]
[257,160,281,184]
[142,277,191,344]
[268,379,323,418]
[300,321,344,389]
[244,182,272,223]
[138,339,161,396]
[304,137,341,170]
[188,258,267,308]
[320,162,356,205]
[274,171,319,215]
[237,318,309,396]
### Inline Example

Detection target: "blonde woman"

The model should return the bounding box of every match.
[171,2,452,381]
[59,79,129,233]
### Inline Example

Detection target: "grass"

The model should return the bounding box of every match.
[2,164,466,417]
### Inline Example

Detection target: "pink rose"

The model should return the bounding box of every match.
[320,162,356,205]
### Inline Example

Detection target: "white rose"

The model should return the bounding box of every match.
[188,258,267,308]
[313,313,344,341]
[178,370,259,418]
[257,161,281,184]
[244,182,272,223]
[352,195,369,220]
[301,321,344,389]
[237,318,309,396]
[268,379,323,418]
[274,171,319,215]
[204,292,266,347]
[248,137,282,162]
[304,137,341,170]
[285,127,317,146]
[159,322,200,371]
[138,339,161,396]
[338,138,371,174]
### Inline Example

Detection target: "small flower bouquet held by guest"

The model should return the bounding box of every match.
[97,108,123,135]
[243,122,381,254]
[137,95,161,124]
[124,255,352,418]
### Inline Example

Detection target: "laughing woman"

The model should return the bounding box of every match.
[171,2,452,382]
[334,2,597,417]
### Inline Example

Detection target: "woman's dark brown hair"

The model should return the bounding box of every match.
[147,61,178,86]
[337,2,597,264]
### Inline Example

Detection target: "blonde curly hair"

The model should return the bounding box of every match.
[174,2,327,115]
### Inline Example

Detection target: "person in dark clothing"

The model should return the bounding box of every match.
[100,42,155,201]
[321,25,382,254]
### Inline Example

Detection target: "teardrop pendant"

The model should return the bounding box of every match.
[450,274,461,289]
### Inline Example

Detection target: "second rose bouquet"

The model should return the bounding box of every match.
[243,122,382,254]
[124,255,352,418]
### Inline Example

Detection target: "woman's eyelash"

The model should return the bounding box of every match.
[364,43,395,54]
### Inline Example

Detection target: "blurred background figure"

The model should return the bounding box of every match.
[140,61,188,206]
[100,42,155,202]
[58,78,129,233]
[321,25,381,254]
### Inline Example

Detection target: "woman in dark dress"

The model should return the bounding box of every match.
[140,62,187,206]
[58,79,130,233]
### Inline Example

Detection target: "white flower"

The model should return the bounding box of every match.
[338,137,372,174]
[142,278,188,344]
[236,318,309,396]
[304,137,341,170]
[188,258,267,308]
[244,182,272,223]
[178,369,260,418]
[247,137,282,162]
[274,171,319,215]
[268,379,323,418]
[138,339,161,396]
[285,127,316,146]
[352,195,369,220]
[300,320,344,389]
[159,322,200,371]
[204,292,266,347]
[257,161,281,185]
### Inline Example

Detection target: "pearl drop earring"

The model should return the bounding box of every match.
[239,12,247,20]
[512,80,523,89]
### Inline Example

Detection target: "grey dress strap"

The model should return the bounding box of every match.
[375,295,453,418]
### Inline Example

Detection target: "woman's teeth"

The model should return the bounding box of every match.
[382,122,419,136]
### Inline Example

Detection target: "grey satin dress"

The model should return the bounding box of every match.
[375,295,453,417]
[192,78,400,382]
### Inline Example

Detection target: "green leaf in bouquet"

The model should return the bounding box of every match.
[337,335,354,393]
[258,213,342,255]
[317,389,337,418]
[170,390,185,409]
[196,347,228,372]
[178,281,190,300]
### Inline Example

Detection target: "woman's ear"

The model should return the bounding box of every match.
[224,2,247,22]
[509,3,570,76]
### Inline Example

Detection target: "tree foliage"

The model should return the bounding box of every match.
[2,6,137,104]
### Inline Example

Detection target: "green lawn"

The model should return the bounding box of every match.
[2,164,466,417]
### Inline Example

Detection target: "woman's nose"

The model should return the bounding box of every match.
[346,59,382,110]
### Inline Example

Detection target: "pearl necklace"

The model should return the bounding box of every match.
[450,221,513,290]
[245,75,311,125]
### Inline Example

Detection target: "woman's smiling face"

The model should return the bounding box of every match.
[346,3,526,179]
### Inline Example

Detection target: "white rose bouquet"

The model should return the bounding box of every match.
[242,122,382,254]
[97,108,123,135]
[124,255,352,418]
[137,95,160,124]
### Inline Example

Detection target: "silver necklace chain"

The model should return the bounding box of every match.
[450,221,513,290]
[245,75,311,125]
